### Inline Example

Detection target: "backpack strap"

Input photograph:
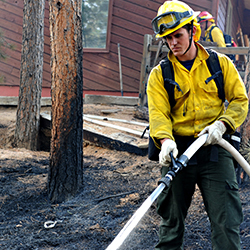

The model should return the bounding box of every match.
[208,25,217,42]
[205,49,225,102]
[160,50,225,107]
[160,58,183,108]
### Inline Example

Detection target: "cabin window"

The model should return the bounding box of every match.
[82,0,113,52]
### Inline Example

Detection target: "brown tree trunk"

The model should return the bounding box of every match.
[14,0,45,150]
[48,0,83,203]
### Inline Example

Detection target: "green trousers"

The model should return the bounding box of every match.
[155,145,243,250]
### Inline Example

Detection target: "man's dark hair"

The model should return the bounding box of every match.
[182,23,193,32]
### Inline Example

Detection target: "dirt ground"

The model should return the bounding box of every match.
[0,105,250,250]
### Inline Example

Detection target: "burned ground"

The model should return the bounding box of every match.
[0,105,250,250]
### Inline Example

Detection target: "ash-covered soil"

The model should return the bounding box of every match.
[0,105,250,250]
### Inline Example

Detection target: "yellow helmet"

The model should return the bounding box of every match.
[152,0,201,41]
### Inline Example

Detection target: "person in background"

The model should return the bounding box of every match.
[148,1,248,249]
[198,11,226,47]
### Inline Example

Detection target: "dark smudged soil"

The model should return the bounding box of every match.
[0,106,250,250]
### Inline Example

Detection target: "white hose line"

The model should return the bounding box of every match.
[218,139,250,177]
[105,135,250,250]
[183,134,208,159]
[183,134,250,178]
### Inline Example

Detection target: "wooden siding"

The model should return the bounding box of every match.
[82,0,157,95]
[0,0,248,98]
[217,0,227,31]
[0,0,51,91]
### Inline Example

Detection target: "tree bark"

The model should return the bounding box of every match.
[48,0,83,203]
[14,0,45,150]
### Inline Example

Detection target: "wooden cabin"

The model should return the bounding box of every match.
[0,0,250,99]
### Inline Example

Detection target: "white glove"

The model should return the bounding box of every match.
[159,139,178,167]
[198,121,227,146]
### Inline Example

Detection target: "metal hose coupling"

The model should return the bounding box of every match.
[158,152,189,188]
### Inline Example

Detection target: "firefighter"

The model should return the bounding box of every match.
[198,11,226,47]
[148,1,248,249]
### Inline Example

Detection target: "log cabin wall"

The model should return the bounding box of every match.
[0,0,248,98]
[0,0,51,97]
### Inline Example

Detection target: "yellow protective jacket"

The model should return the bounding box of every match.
[205,23,226,47]
[147,42,248,149]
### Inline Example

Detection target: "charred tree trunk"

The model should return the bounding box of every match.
[48,0,83,203]
[14,1,45,150]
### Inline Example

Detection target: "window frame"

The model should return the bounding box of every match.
[82,0,113,53]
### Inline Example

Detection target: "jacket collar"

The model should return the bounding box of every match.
[168,42,210,64]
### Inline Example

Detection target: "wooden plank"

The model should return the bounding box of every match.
[40,109,148,155]
[1,0,24,9]
[83,52,140,79]
[109,42,141,65]
[84,114,149,127]
[84,116,148,138]
[0,72,19,86]
[181,0,212,10]
[1,73,51,89]
[83,78,116,92]
[121,0,164,11]
[0,1,23,17]
[0,18,23,35]
[83,80,138,94]
[0,8,23,24]
[114,0,156,23]
[0,61,16,75]
[2,47,21,61]
[84,95,139,106]
[83,56,139,84]
[111,25,144,46]
[121,0,211,13]
[5,38,22,52]
[113,6,151,30]
[0,97,51,106]
[41,80,51,88]
[111,16,151,44]
[82,67,138,92]
[1,58,50,87]
[83,128,148,156]
[93,44,141,70]
[1,57,20,70]
[83,44,141,72]
[83,64,139,91]
[111,33,143,54]
[1,27,22,44]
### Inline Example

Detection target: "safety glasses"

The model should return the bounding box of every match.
[152,11,193,35]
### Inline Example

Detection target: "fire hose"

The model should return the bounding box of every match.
[106,134,250,250]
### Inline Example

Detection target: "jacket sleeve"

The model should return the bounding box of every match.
[147,65,175,149]
[211,27,226,47]
[218,54,248,132]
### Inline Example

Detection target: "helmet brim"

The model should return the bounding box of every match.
[156,11,200,38]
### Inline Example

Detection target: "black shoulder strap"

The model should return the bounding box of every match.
[205,49,225,102]
[208,25,217,42]
[160,58,183,108]
[160,50,225,107]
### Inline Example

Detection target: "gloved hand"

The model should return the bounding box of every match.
[198,121,227,146]
[159,139,178,167]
